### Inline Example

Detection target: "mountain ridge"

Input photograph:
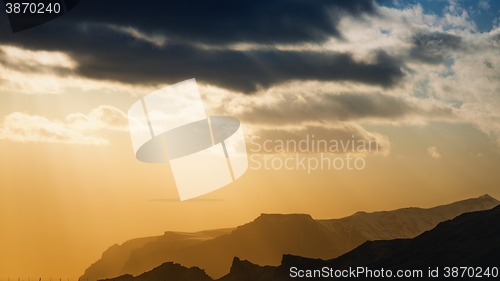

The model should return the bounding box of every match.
[98,203,500,281]
[81,194,499,280]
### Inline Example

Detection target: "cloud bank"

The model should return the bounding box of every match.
[1,0,500,152]
[0,106,127,145]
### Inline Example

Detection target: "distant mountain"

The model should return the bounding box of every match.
[316,194,500,254]
[81,229,233,281]
[321,203,500,271]
[100,203,500,281]
[221,203,500,281]
[82,236,157,281]
[83,194,499,280]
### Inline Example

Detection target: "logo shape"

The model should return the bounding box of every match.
[128,79,248,201]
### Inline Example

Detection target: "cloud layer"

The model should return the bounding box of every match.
[48,0,379,45]
[1,0,500,152]
[0,106,127,145]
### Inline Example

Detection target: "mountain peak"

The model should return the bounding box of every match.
[251,213,314,225]
[223,257,276,281]
[479,194,495,200]
[230,257,252,269]
[258,213,312,218]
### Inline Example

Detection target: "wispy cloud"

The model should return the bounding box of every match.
[0,106,128,145]
[479,0,490,11]
[106,25,167,47]
[427,146,442,159]
[0,45,77,69]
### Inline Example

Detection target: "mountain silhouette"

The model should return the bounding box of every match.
[84,236,157,281]
[98,262,212,281]
[82,229,233,281]
[222,203,500,280]
[99,203,500,281]
[82,194,499,280]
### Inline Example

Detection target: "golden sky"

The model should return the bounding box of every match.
[1,0,500,280]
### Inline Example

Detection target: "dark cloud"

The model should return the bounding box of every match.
[73,46,404,92]
[0,0,380,44]
[0,21,405,92]
[234,92,454,124]
[409,31,462,64]
[484,59,494,69]
[492,34,500,41]
[0,0,406,92]
[52,0,379,45]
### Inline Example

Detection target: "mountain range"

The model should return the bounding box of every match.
[221,203,500,280]
[99,200,500,281]
[82,194,499,280]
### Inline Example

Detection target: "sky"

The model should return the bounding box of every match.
[1,0,500,279]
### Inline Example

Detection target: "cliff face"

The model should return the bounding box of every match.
[83,195,499,280]
[82,236,158,281]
